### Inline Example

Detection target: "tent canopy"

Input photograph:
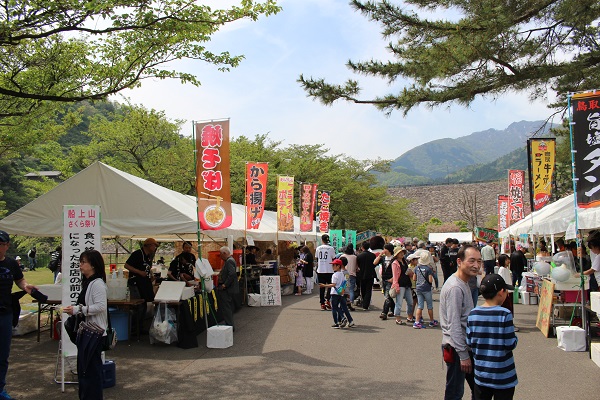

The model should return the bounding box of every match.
[0,162,317,242]
[429,232,474,243]
[499,194,600,237]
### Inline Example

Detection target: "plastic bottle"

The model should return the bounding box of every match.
[125,287,130,302]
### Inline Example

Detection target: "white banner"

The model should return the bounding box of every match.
[61,206,101,360]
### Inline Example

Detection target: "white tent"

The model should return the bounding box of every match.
[0,162,317,243]
[429,232,474,243]
[499,193,600,237]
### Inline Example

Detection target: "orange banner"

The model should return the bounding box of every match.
[300,183,318,232]
[195,120,232,230]
[277,176,294,232]
[246,163,268,230]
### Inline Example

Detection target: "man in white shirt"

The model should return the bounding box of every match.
[316,234,336,310]
[481,240,496,276]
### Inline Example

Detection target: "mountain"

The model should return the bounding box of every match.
[376,120,555,186]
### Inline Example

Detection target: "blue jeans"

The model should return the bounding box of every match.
[471,288,479,307]
[28,257,36,270]
[416,290,433,310]
[330,295,345,324]
[348,275,356,303]
[444,346,475,400]
[394,286,414,317]
[0,312,13,393]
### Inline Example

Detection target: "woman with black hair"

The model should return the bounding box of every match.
[64,250,107,400]
[584,230,600,292]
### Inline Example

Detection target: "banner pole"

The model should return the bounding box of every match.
[567,93,586,329]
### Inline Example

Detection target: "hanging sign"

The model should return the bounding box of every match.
[316,190,331,233]
[276,176,294,232]
[508,170,525,225]
[571,92,600,208]
[528,138,556,211]
[246,162,268,229]
[195,120,232,230]
[498,195,509,232]
[300,183,318,232]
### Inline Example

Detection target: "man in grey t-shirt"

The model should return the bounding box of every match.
[440,245,482,400]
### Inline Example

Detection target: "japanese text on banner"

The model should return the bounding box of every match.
[246,163,268,229]
[508,170,525,225]
[276,176,294,232]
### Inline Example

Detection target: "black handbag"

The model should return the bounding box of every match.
[102,309,117,351]
[64,312,85,344]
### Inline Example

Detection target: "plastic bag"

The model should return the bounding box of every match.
[149,303,177,344]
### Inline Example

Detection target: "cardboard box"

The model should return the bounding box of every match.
[247,293,261,307]
[207,325,233,348]
[592,343,600,369]
[556,326,586,352]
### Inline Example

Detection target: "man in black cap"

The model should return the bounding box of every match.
[0,230,36,400]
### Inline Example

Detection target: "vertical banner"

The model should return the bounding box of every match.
[246,163,268,229]
[300,183,318,232]
[498,195,509,232]
[527,138,556,211]
[345,230,357,249]
[329,230,343,251]
[195,120,232,230]
[276,176,294,232]
[508,170,525,225]
[571,93,600,208]
[316,190,331,233]
[61,206,102,360]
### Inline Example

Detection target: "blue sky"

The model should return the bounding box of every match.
[120,0,558,161]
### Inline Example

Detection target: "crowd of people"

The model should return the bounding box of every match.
[288,231,600,400]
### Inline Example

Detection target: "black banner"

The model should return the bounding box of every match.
[572,93,600,208]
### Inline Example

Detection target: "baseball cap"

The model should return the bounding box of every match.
[15,256,21,260]
[479,274,514,296]
[331,259,343,266]
[0,230,9,243]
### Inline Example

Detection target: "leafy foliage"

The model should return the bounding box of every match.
[299,0,600,114]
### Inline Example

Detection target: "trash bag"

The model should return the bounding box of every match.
[149,303,177,344]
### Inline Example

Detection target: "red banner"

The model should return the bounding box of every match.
[316,190,331,233]
[508,169,525,225]
[300,183,318,232]
[498,195,509,232]
[246,163,268,230]
[195,120,232,230]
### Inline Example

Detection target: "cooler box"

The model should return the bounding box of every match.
[556,326,586,352]
[109,309,129,341]
[102,360,116,388]
[206,325,233,348]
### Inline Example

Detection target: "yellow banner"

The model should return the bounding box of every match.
[529,139,555,211]
[277,176,294,232]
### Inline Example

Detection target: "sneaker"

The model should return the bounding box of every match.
[349,305,356,311]
[406,318,415,323]
[325,301,332,310]
[428,320,439,327]
[321,304,326,311]
[413,322,424,329]
[388,312,395,317]
[347,321,356,328]
[0,391,13,399]
[395,320,406,325]
[379,313,387,320]
[331,323,340,329]
[339,319,348,328]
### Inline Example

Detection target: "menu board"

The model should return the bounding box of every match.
[536,279,555,338]
[260,276,282,306]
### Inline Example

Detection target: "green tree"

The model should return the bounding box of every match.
[70,103,195,193]
[0,1,280,119]
[299,0,600,115]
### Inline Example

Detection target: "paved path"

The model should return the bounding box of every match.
[7,290,600,399]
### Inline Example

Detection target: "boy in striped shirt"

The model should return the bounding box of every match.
[467,274,518,400]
